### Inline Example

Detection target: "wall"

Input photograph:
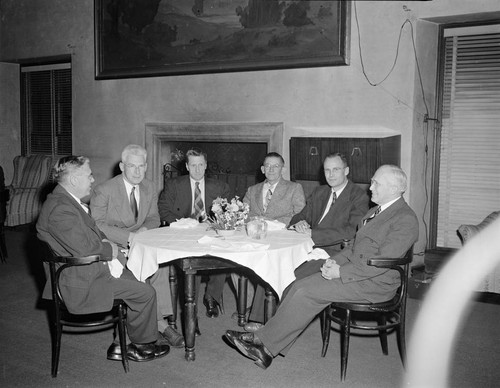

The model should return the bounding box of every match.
[1,0,499,260]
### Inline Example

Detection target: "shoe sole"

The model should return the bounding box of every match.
[234,340,269,370]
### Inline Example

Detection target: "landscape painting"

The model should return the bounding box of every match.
[95,0,350,79]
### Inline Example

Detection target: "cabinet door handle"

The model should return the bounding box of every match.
[351,147,362,157]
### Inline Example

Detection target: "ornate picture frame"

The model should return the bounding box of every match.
[95,0,350,79]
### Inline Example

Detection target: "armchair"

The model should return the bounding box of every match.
[5,155,54,226]
[457,211,500,293]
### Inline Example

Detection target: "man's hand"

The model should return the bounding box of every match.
[291,220,312,235]
[136,226,148,234]
[321,258,340,280]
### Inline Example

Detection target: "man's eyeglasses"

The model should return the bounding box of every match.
[123,163,146,170]
[263,164,283,170]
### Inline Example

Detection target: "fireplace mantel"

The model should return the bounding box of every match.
[145,122,284,192]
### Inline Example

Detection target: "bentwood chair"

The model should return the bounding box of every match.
[41,241,129,377]
[320,246,413,381]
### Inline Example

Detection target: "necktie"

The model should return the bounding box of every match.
[364,206,381,225]
[318,191,336,224]
[130,186,138,221]
[193,182,204,221]
[80,201,91,216]
[263,188,273,212]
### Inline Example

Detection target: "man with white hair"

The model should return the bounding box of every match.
[37,156,170,362]
[224,165,419,369]
[90,145,184,350]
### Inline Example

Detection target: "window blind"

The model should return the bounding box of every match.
[21,63,72,156]
[437,32,500,248]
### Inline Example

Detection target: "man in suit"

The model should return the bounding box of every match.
[234,152,305,321]
[224,165,419,369]
[158,148,231,318]
[90,145,184,348]
[243,152,306,225]
[37,156,169,362]
[245,153,369,330]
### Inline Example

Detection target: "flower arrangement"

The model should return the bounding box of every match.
[208,196,249,231]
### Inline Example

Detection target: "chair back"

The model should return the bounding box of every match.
[40,240,100,309]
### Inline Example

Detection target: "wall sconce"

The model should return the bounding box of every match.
[309,146,319,156]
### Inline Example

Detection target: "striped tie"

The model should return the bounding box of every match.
[364,206,381,225]
[263,188,273,212]
[193,182,204,221]
[130,186,138,221]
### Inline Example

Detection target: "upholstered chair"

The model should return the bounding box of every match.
[5,155,54,226]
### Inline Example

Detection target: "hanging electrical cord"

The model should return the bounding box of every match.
[354,1,432,253]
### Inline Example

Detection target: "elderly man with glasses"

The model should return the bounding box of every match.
[90,145,185,351]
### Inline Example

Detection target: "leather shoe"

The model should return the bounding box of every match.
[225,330,256,348]
[127,342,170,362]
[233,337,273,369]
[159,327,185,348]
[203,296,221,318]
[106,342,126,361]
[244,322,264,332]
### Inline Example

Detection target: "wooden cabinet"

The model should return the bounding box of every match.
[289,135,401,184]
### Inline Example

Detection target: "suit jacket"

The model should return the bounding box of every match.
[289,180,369,255]
[243,177,305,225]
[158,175,231,224]
[36,184,116,314]
[336,197,419,303]
[90,174,160,247]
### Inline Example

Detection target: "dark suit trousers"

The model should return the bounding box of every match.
[110,268,158,344]
[256,272,370,357]
[197,273,226,304]
[248,259,327,323]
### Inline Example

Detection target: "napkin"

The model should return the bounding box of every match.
[169,218,200,229]
[197,235,270,251]
[265,220,286,231]
[307,248,330,261]
[108,258,124,278]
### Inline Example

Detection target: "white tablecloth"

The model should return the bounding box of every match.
[127,225,314,298]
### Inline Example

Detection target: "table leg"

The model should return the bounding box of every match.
[264,287,277,323]
[167,265,178,329]
[184,269,197,361]
[237,275,248,327]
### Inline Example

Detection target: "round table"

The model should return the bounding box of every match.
[127,224,314,361]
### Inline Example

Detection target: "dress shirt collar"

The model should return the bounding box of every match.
[378,196,401,213]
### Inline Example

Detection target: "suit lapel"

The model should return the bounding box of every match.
[58,186,103,239]
[360,197,405,230]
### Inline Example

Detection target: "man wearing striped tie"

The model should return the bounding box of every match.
[225,165,419,369]
[158,148,231,318]
[90,145,185,350]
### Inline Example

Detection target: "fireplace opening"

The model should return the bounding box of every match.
[145,122,284,199]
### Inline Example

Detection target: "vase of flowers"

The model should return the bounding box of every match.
[207,196,249,234]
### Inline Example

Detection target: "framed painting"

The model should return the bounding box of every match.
[95,0,351,79]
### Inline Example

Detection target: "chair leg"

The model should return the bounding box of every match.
[340,310,351,381]
[52,321,62,378]
[378,314,388,355]
[396,318,407,368]
[117,304,129,373]
[321,309,332,357]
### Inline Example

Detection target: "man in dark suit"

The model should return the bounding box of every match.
[224,165,419,369]
[37,156,169,362]
[245,153,369,330]
[90,145,184,348]
[158,148,230,318]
